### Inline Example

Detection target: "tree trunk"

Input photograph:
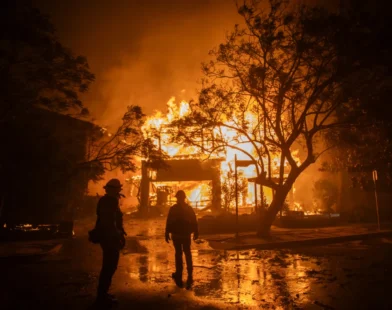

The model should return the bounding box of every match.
[257,186,290,237]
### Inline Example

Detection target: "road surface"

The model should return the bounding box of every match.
[0,218,390,309]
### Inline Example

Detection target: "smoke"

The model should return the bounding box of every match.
[34,0,339,129]
[96,1,243,127]
[34,0,241,128]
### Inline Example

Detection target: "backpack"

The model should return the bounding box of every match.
[88,227,101,244]
[88,195,104,244]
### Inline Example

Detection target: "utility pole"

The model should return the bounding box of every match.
[235,154,239,239]
[372,170,380,231]
[254,182,258,213]
[234,157,256,239]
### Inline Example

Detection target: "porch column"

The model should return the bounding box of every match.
[211,170,221,211]
[140,161,150,215]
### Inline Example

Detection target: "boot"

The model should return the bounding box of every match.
[106,293,118,303]
[172,272,183,288]
[96,292,118,302]
[95,293,115,307]
[186,275,193,290]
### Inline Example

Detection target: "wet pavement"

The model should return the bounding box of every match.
[1,217,391,309]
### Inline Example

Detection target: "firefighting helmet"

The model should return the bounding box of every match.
[103,178,123,189]
[175,190,186,199]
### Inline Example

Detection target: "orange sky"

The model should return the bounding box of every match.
[33,0,241,127]
[34,0,339,128]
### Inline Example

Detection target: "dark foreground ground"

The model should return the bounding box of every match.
[0,218,391,310]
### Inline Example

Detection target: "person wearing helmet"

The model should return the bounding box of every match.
[95,178,127,305]
[165,190,199,289]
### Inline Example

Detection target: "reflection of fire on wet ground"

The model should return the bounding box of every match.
[122,238,148,255]
[123,217,321,308]
[118,219,392,309]
[123,244,322,308]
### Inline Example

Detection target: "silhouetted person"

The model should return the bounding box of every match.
[165,190,198,289]
[95,178,126,305]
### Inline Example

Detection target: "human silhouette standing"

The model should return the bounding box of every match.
[165,190,199,289]
[95,178,126,305]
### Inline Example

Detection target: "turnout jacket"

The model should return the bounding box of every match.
[96,194,125,240]
[165,202,198,238]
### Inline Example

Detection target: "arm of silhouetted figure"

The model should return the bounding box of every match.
[115,209,126,236]
[192,207,199,240]
[98,197,118,237]
[165,208,173,242]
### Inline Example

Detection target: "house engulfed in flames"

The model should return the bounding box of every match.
[132,97,297,214]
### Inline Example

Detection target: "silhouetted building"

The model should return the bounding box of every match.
[0,108,98,225]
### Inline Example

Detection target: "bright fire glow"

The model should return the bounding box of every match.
[141,98,301,210]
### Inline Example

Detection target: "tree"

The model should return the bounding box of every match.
[170,0,376,236]
[0,1,95,224]
[221,171,248,213]
[77,105,166,180]
[0,0,94,121]
[322,1,392,181]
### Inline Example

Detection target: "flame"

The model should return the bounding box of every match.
[188,183,211,209]
[141,97,301,209]
[142,98,200,158]
[293,202,302,211]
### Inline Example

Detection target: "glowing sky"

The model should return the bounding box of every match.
[33,0,242,125]
[33,0,340,126]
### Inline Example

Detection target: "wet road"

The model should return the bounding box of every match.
[1,217,391,309]
[120,218,392,309]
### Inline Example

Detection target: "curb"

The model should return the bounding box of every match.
[209,230,392,251]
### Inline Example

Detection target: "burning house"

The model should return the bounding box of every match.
[131,97,296,216]
[139,158,223,214]
[130,94,392,227]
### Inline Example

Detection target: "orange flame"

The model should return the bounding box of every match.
[141,98,301,209]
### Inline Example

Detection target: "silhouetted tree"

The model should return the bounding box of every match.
[78,105,166,179]
[0,0,94,122]
[221,171,248,213]
[171,0,384,236]
[322,1,392,181]
[0,1,94,224]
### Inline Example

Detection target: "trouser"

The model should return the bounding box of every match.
[97,242,120,296]
[172,236,192,278]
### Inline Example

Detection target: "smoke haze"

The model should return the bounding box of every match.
[34,0,241,127]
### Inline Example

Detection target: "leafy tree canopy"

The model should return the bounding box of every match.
[168,0,388,235]
[322,0,392,175]
[81,105,167,179]
[0,0,95,121]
